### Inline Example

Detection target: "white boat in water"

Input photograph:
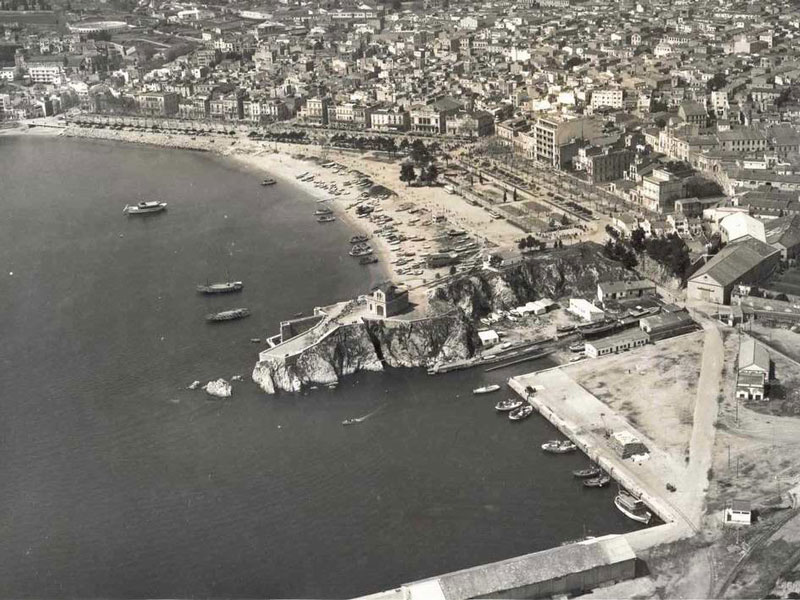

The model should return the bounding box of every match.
[541,440,578,454]
[508,404,534,421]
[614,491,652,524]
[473,384,501,395]
[124,201,167,215]
[495,398,523,412]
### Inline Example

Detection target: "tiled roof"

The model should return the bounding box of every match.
[690,236,779,287]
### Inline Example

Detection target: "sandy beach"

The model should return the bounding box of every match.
[3,119,529,305]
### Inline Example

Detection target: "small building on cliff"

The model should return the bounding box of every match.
[369,283,409,318]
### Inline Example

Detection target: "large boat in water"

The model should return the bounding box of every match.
[123,201,167,215]
[196,281,243,294]
[614,491,652,523]
[206,308,251,322]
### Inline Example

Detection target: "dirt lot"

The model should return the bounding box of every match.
[563,331,704,464]
[708,328,800,512]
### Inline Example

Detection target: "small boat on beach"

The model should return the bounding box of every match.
[260,178,277,186]
[473,384,501,395]
[196,281,243,294]
[542,440,578,454]
[317,215,336,223]
[584,474,611,488]
[556,325,576,333]
[509,404,534,421]
[614,491,652,524]
[206,308,251,322]
[123,201,167,215]
[573,465,602,479]
[495,398,524,412]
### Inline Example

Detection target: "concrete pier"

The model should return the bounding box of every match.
[508,369,697,542]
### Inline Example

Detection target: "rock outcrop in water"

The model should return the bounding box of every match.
[429,243,634,319]
[252,313,474,394]
[204,378,232,398]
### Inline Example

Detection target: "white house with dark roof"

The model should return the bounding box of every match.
[736,337,770,401]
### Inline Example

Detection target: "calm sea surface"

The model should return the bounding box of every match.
[0,136,642,599]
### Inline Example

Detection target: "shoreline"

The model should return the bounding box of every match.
[3,122,425,286]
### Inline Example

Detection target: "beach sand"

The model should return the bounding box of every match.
[5,120,518,304]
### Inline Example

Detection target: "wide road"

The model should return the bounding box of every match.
[684,317,725,527]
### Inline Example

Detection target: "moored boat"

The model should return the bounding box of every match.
[584,474,611,488]
[350,234,369,244]
[317,214,336,223]
[359,256,378,265]
[314,207,333,216]
[205,308,251,322]
[556,324,575,333]
[542,440,578,454]
[572,465,602,478]
[569,343,585,352]
[123,201,167,215]
[614,491,652,524]
[196,281,243,294]
[349,243,373,257]
[473,384,501,395]
[260,178,277,186]
[509,404,534,421]
[495,398,523,412]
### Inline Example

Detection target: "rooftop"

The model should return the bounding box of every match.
[690,236,780,288]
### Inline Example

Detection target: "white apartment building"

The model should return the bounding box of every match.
[27,62,62,84]
[590,89,623,111]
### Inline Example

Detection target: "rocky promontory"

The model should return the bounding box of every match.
[429,243,634,318]
[252,313,474,394]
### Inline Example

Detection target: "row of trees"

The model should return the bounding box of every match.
[328,133,398,153]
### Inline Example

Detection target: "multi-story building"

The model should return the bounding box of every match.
[327,102,373,130]
[640,168,684,213]
[410,96,461,135]
[585,147,633,184]
[370,106,410,132]
[26,62,62,84]
[136,91,179,116]
[590,89,624,111]
[444,110,494,138]
[299,97,329,125]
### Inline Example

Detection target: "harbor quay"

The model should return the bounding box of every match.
[507,369,699,548]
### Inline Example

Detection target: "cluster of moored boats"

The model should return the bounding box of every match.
[196,279,250,322]
[475,382,653,525]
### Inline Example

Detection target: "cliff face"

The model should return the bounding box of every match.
[430,243,633,319]
[252,314,474,394]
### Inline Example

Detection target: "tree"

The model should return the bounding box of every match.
[503,190,507,202]
[560,213,570,226]
[410,139,431,165]
[513,188,517,202]
[631,227,646,252]
[400,163,416,186]
[424,163,438,184]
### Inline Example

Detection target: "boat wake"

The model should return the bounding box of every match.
[342,404,387,426]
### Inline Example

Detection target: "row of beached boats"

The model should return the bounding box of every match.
[476,383,653,525]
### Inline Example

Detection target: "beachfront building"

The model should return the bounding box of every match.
[136,91,179,116]
[736,338,770,401]
[687,237,781,305]
[597,280,656,304]
[368,283,409,318]
[584,330,649,358]
[568,298,605,322]
[370,106,410,132]
[299,97,329,126]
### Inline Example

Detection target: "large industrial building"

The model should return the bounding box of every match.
[687,236,781,304]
